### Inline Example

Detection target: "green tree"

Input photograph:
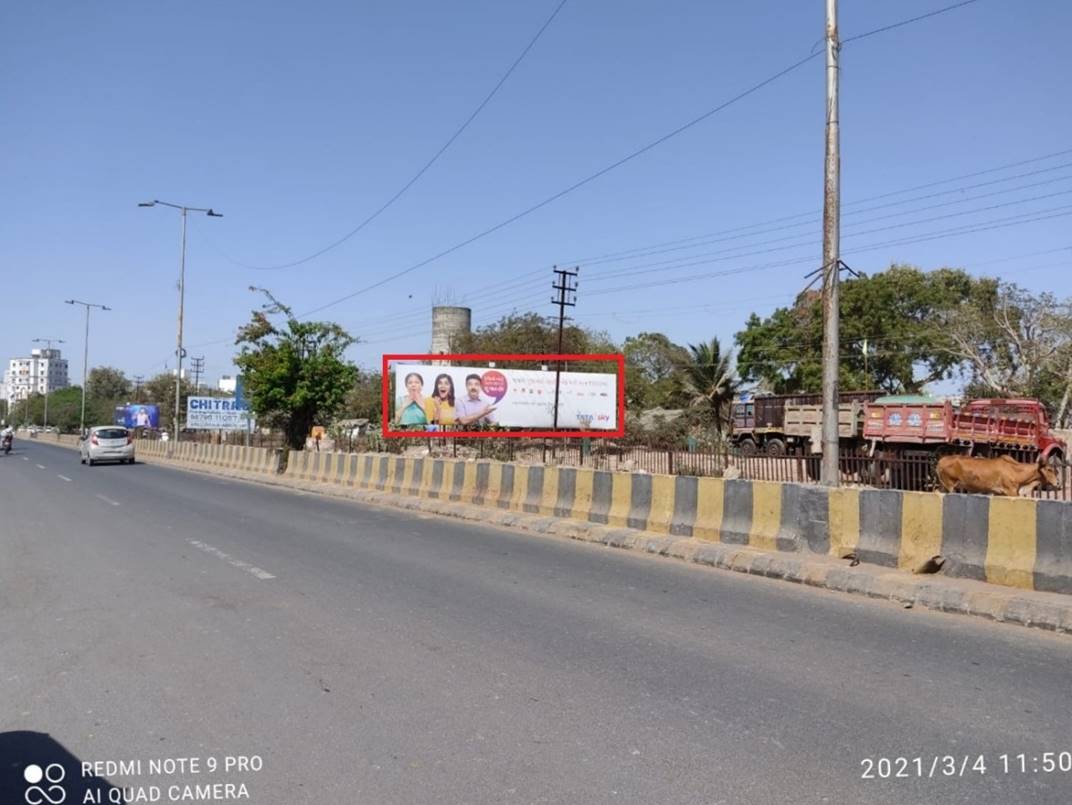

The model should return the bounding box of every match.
[235,288,358,449]
[87,367,130,401]
[735,265,994,393]
[343,370,383,423]
[24,387,86,432]
[936,283,1072,425]
[144,372,195,431]
[681,336,740,438]
[452,312,617,371]
[622,331,690,411]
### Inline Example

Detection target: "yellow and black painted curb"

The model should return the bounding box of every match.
[275,451,1072,597]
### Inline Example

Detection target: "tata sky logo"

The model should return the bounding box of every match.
[23,764,66,804]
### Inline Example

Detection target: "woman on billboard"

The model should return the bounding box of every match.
[425,373,456,427]
[395,372,429,427]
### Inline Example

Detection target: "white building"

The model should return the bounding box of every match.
[218,375,237,393]
[4,348,70,402]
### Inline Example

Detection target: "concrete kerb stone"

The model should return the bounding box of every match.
[127,449,1072,635]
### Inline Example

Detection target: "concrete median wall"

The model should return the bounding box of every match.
[110,438,1072,596]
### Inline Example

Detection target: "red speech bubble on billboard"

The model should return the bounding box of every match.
[480,370,508,403]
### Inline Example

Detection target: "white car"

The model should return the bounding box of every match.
[81,426,135,466]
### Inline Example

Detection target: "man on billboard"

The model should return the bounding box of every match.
[454,374,498,426]
[133,406,151,428]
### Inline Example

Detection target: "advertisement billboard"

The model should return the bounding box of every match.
[186,396,254,431]
[386,356,621,435]
[113,404,160,429]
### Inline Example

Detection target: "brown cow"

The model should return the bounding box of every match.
[935,454,1060,496]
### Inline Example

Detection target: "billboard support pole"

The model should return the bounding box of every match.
[551,266,579,431]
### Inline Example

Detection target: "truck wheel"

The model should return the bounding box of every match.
[738,438,758,456]
[765,438,786,457]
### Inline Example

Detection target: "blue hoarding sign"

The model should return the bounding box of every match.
[115,404,160,429]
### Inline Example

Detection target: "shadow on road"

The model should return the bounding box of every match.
[0,731,120,804]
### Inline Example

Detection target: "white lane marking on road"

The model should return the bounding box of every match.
[22,456,29,461]
[57,474,72,482]
[95,494,120,507]
[36,464,46,469]
[188,539,276,580]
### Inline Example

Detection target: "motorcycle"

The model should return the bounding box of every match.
[2,433,12,455]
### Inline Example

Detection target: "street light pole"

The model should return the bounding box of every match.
[65,300,111,437]
[176,205,187,449]
[139,200,222,451]
[31,337,65,430]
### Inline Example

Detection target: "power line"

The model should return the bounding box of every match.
[841,0,983,45]
[582,206,1072,297]
[574,175,1072,278]
[570,197,1072,292]
[346,219,1072,349]
[564,154,1072,268]
[350,160,1072,334]
[319,167,1070,337]
[293,0,991,318]
[179,155,1071,355]
[357,221,1072,349]
[223,0,571,271]
[295,50,823,319]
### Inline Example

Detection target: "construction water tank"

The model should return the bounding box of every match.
[430,306,472,356]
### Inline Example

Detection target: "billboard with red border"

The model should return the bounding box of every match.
[382,353,626,438]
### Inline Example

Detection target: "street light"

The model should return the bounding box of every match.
[139,199,223,449]
[65,300,111,437]
[32,337,65,430]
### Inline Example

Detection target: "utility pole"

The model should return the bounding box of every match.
[551,265,579,431]
[139,199,222,451]
[820,0,841,487]
[31,337,65,431]
[190,357,205,394]
[65,300,111,437]
[133,375,144,402]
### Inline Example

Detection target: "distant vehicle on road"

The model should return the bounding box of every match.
[80,426,135,466]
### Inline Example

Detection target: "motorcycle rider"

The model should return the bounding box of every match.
[1,423,13,453]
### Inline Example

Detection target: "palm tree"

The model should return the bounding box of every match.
[681,337,740,439]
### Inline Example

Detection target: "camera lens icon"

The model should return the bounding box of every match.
[24,763,66,804]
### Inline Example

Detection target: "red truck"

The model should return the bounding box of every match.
[862,397,1066,465]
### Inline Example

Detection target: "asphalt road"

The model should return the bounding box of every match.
[2,439,1071,805]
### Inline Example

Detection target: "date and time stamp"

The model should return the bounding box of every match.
[861,751,1072,780]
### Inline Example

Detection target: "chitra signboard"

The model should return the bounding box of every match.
[186,396,254,431]
[383,353,625,437]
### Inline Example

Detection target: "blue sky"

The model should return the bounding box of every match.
[2,0,1069,390]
